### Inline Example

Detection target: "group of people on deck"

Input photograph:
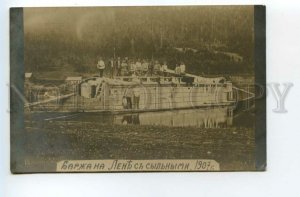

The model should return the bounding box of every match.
[97,57,186,78]
[96,57,188,111]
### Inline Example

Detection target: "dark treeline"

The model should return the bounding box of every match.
[24,6,254,75]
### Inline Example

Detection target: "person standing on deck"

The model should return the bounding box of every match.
[129,60,136,75]
[175,64,181,75]
[161,61,168,77]
[180,62,186,75]
[148,60,154,76]
[132,74,141,109]
[124,88,133,109]
[116,57,121,76]
[109,58,114,78]
[135,59,142,76]
[133,86,141,109]
[141,59,149,75]
[153,61,161,75]
[121,60,128,76]
[97,57,105,77]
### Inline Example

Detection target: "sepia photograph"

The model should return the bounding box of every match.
[10,5,266,172]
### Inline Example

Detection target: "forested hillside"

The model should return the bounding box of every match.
[24,6,254,76]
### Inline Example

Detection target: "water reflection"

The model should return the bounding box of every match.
[31,107,239,129]
[121,114,140,125]
[114,107,233,128]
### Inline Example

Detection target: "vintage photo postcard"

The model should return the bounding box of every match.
[10,5,266,173]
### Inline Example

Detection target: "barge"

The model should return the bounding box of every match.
[24,69,237,113]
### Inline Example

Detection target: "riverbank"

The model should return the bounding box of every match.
[22,118,255,172]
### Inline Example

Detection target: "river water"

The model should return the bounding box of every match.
[22,104,255,172]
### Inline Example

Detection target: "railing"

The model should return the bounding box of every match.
[114,76,186,84]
